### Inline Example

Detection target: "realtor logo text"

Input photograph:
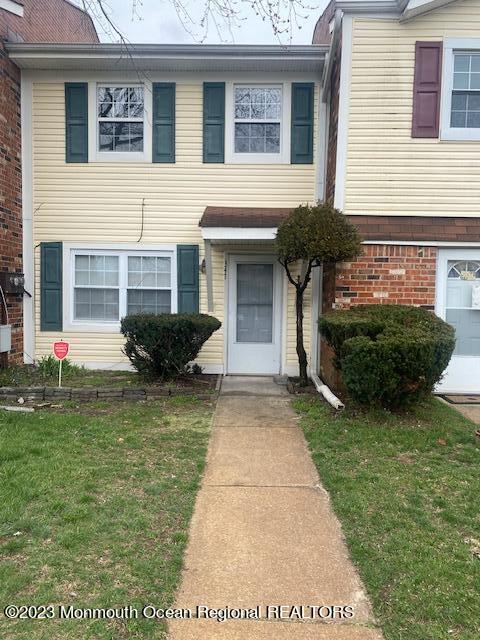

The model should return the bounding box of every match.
[4,603,354,622]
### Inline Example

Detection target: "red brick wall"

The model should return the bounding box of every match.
[319,244,438,392]
[0,44,22,365]
[0,0,98,44]
[333,244,437,309]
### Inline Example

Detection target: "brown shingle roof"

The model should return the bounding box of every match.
[199,207,480,243]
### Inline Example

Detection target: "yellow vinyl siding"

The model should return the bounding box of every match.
[32,81,318,369]
[345,0,480,217]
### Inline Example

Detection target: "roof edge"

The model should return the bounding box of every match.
[5,42,329,58]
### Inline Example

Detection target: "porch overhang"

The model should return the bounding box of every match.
[199,206,293,311]
[199,206,292,242]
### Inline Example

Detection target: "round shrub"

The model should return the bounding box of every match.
[318,305,455,408]
[120,313,221,380]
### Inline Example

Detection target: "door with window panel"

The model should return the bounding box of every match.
[436,250,480,392]
[227,255,282,375]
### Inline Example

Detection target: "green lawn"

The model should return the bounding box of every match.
[294,396,480,640]
[0,397,212,639]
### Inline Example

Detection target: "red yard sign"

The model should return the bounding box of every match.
[53,341,69,360]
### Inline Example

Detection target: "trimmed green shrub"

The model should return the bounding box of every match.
[319,305,455,408]
[120,313,221,379]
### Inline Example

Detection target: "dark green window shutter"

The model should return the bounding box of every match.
[291,82,314,164]
[40,242,63,331]
[153,83,175,163]
[65,83,88,163]
[203,82,225,163]
[177,245,199,313]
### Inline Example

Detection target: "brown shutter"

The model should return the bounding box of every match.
[412,41,443,138]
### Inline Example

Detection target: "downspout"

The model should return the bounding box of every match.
[311,9,345,410]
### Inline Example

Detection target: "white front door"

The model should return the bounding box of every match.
[436,249,480,393]
[227,254,282,375]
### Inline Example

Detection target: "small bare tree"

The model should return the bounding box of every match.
[275,204,362,386]
[80,0,317,44]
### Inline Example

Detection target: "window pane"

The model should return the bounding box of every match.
[470,73,480,90]
[469,93,480,110]
[446,309,480,355]
[234,86,282,122]
[74,288,119,321]
[128,256,171,288]
[75,254,119,287]
[234,123,280,153]
[452,93,467,110]
[467,111,480,127]
[127,289,171,315]
[99,122,144,152]
[471,55,480,72]
[453,72,469,90]
[266,104,281,119]
[454,54,470,72]
[236,264,273,343]
[235,104,250,119]
[98,86,144,152]
[451,110,467,128]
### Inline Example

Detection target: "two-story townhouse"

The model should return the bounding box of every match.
[0,0,98,367]
[7,44,325,377]
[9,0,480,393]
[314,0,480,394]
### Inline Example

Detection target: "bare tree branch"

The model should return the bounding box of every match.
[79,0,318,44]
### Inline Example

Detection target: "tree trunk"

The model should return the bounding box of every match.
[295,286,308,386]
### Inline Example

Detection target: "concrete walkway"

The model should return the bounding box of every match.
[169,377,383,640]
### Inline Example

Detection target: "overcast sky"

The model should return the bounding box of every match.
[76,0,326,45]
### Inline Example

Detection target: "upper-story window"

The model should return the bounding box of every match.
[97,86,144,153]
[234,86,282,155]
[441,39,480,140]
[450,53,480,128]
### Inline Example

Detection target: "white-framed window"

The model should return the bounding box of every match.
[225,81,291,163]
[441,39,480,140]
[68,246,176,330]
[234,86,282,154]
[89,82,152,162]
[74,254,120,322]
[97,85,144,153]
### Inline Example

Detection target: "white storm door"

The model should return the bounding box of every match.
[227,255,282,375]
[436,249,480,393]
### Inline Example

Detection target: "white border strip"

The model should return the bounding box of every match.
[201,227,277,241]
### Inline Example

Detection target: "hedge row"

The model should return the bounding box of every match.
[319,305,455,408]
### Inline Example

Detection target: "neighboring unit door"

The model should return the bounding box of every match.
[227,255,282,375]
[436,249,480,393]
